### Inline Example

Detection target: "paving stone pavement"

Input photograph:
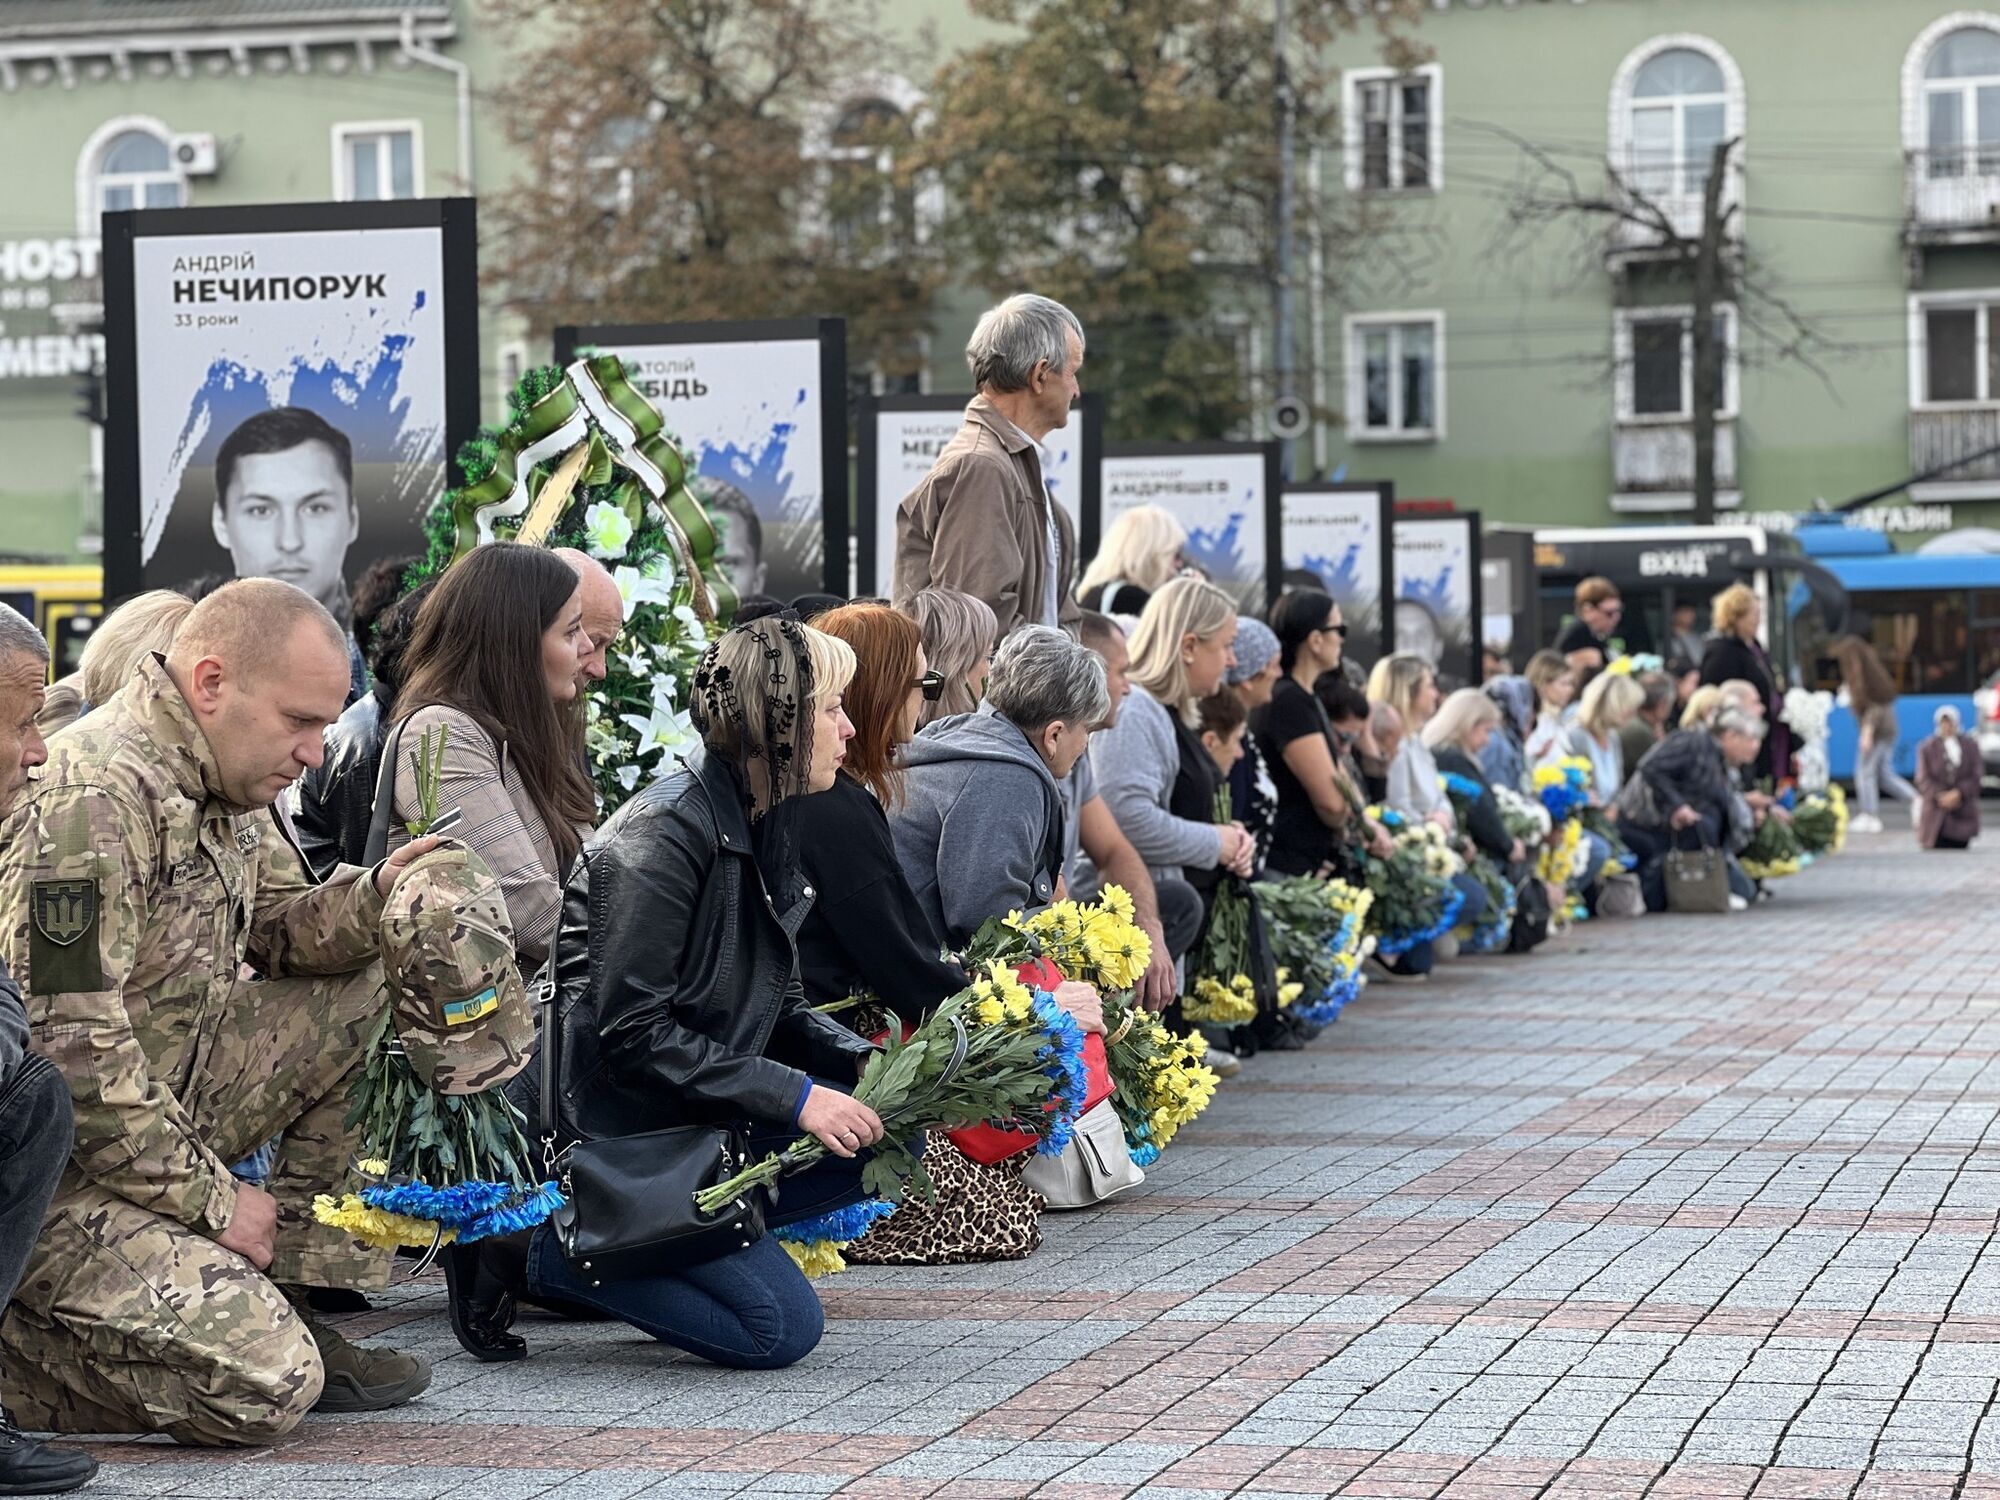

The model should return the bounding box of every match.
[53,825,2000,1498]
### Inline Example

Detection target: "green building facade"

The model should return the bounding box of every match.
[1309,0,2000,550]
[4,0,2000,564]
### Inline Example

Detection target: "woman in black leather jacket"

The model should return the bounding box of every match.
[461,616,885,1369]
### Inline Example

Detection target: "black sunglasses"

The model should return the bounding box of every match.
[918,669,947,702]
[1319,621,1349,639]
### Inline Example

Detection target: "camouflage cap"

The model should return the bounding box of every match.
[379,846,534,1096]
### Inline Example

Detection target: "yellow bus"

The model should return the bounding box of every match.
[0,565,101,679]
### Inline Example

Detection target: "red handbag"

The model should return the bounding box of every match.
[878,957,1114,1166]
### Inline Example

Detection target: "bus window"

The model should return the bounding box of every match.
[1973,590,2000,688]
[1855,589,1973,695]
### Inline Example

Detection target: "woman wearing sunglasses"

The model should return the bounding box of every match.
[770,602,967,1022]
[1255,588,1390,879]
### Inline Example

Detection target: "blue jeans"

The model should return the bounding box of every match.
[522,1083,887,1369]
[526,1224,824,1370]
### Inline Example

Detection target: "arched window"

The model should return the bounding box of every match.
[89,126,184,216]
[1608,36,1744,238]
[1629,49,1727,198]
[1921,25,2000,178]
[826,97,914,252]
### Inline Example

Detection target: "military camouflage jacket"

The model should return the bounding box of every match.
[0,654,386,1235]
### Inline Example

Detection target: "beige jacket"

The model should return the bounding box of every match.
[892,395,1081,639]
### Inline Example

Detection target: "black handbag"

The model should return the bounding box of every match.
[1508,873,1551,953]
[537,977,767,1285]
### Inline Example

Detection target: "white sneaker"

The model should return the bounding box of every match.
[1727,894,1749,912]
[1849,814,1883,834]
[1434,933,1461,962]
[1205,1046,1242,1079]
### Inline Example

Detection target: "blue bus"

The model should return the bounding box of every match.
[1795,520,2000,783]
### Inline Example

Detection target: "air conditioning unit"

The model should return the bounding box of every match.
[170,132,218,176]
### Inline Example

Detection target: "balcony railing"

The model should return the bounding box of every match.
[1905,149,2000,238]
[1614,419,1736,494]
[1911,406,2000,481]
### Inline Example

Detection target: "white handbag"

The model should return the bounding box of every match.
[1021,1098,1145,1209]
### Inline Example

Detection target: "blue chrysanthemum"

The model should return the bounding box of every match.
[1030,989,1089,1156]
[456,1181,566,1244]
[360,1179,518,1227]
[771,1197,896,1245]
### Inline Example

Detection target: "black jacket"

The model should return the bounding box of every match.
[1698,631,1783,779]
[777,773,966,1021]
[1433,746,1514,864]
[541,747,874,1150]
[293,689,389,880]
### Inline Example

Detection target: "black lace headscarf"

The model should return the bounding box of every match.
[691,614,822,809]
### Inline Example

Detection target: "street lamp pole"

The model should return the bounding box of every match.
[1273,0,1297,482]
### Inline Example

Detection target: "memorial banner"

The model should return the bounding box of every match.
[102,198,479,606]
[557,320,847,600]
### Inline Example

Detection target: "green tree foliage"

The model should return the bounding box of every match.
[912,0,1423,439]
[485,0,938,385]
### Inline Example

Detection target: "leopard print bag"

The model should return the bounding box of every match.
[843,1140,1044,1264]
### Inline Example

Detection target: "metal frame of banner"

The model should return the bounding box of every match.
[101,196,480,604]
[1098,440,1285,612]
[554,318,850,597]
[855,391,1103,600]
[1391,507,1485,689]
[1279,479,1396,674]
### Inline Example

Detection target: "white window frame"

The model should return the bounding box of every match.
[74,115,185,234]
[1343,310,1446,442]
[1902,12,2000,177]
[1607,36,1745,223]
[1614,304,1739,424]
[331,120,424,201]
[1908,290,2000,409]
[1341,64,1442,193]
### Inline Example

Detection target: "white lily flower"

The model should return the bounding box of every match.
[582,501,635,560]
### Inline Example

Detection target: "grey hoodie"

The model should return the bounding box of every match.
[888,711,1064,948]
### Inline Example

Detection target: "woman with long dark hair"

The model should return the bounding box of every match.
[389,543,598,966]
[1831,635,1916,833]
[1255,589,1378,878]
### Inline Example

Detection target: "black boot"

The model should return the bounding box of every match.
[442,1241,526,1362]
[0,1407,97,1495]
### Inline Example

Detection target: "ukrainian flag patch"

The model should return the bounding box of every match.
[443,987,500,1026]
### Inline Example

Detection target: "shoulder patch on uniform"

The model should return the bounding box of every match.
[28,878,103,995]
[31,880,97,947]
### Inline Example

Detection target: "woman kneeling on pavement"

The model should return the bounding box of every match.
[1614,706,1765,912]
[1367,654,1490,971]
[479,616,888,1368]
[874,624,1109,1261]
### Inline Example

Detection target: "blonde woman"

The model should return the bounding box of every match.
[1370,655,1490,970]
[1367,654,1448,827]
[1698,582,1786,779]
[1423,688,1525,869]
[1076,504,1188,616]
[1566,672,1646,804]
[38,589,193,734]
[1522,648,1577,771]
[1089,576,1252,889]
[909,587,999,729]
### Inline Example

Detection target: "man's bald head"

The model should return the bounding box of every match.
[554,547,626,686]
[168,577,347,681]
[165,579,351,807]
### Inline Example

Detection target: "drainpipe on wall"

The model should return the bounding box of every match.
[399,10,472,193]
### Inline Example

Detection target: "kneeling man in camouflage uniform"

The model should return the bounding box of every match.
[0,579,439,1445]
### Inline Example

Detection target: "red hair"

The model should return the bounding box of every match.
[813,603,923,806]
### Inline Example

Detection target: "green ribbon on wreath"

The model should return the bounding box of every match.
[444,356,737,621]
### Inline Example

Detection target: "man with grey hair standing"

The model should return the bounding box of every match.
[893,293,1085,639]
[0,603,98,1492]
